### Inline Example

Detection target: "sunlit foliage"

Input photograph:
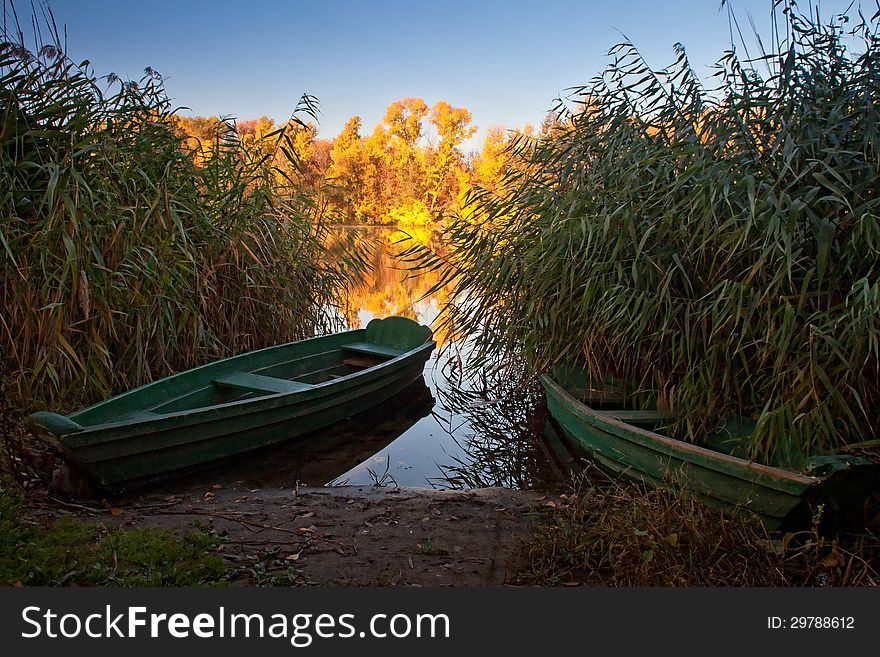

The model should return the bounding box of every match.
[324,98,476,224]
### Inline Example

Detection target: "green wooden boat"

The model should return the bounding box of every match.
[542,365,880,530]
[29,316,435,491]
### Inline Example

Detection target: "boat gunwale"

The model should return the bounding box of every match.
[541,374,821,487]
[87,373,438,487]
[62,340,435,446]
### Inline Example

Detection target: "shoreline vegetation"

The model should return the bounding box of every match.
[415,2,879,464]
[2,0,879,586]
[0,26,365,414]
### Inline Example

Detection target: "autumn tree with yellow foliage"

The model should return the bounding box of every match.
[175,97,529,228]
[324,97,477,225]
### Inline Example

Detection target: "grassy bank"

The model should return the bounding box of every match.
[0,478,226,586]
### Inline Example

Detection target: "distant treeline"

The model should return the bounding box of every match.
[176,99,559,226]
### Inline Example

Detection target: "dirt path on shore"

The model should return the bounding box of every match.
[40,484,563,586]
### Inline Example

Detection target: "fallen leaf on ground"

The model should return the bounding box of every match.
[821,549,844,568]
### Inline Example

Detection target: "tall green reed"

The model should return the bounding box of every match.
[413,1,880,464]
[1,4,364,411]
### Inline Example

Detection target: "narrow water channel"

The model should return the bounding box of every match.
[156,227,569,494]
[329,226,564,489]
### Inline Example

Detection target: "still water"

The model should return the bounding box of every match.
[325,226,564,490]
[169,227,567,493]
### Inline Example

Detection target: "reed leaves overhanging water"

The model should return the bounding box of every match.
[0,7,364,411]
[411,2,880,464]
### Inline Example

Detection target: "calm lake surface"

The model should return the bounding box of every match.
[165,226,567,493]
[325,226,564,490]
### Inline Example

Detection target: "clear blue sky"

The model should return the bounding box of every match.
[35,0,856,151]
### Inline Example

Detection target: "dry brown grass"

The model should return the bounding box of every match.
[517,476,880,586]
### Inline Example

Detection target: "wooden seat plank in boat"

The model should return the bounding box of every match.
[341,342,404,358]
[212,372,313,395]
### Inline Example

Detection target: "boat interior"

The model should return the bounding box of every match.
[75,337,410,426]
[158,341,402,413]
[555,366,675,429]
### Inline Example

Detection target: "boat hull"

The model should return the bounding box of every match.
[541,374,879,530]
[31,317,435,491]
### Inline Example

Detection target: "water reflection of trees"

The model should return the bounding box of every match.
[341,227,457,345]
[428,345,561,490]
[334,225,564,490]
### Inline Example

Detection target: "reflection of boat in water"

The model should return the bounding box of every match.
[162,376,436,491]
[318,226,569,490]
[321,377,436,486]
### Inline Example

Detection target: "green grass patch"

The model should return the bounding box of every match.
[0,480,226,587]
